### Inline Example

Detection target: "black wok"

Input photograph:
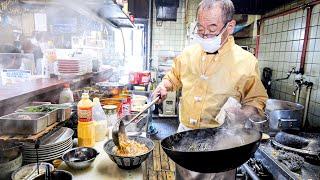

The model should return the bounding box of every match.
[161,127,261,173]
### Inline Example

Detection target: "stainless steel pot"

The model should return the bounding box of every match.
[0,142,23,179]
[266,99,304,132]
[245,115,269,133]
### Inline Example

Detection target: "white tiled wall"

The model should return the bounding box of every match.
[256,4,320,128]
[151,0,186,56]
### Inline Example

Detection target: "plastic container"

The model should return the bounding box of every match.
[59,83,74,104]
[95,121,108,142]
[92,98,108,142]
[78,121,95,147]
[77,93,93,122]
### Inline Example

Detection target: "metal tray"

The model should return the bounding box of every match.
[16,105,58,126]
[45,104,72,122]
[0,112,49,135]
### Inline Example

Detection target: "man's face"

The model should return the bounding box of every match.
[197,5,225,37]
[197,5,235,42]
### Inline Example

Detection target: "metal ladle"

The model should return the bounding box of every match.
[112,96,160,147]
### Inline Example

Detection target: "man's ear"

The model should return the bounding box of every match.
[227,20,236,34]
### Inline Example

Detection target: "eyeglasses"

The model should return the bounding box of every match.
[193,23,228,39]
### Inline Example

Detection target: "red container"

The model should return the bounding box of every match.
[129,71,151,85]
[129,72,140,85]
[139,71,151,85]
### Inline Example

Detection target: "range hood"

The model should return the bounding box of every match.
[20,0,134,28]
[96,0,134,28]
[155,0,179,21]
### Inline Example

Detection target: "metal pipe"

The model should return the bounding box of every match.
[294,87,301,103]
[300,6,312,74]
[242,163,260,180]
[147,0,154,70]
[255,20,261,58]
[303,83,313,128]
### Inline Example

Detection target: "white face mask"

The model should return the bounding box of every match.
[193,25,227,53]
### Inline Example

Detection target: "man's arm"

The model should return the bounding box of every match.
[239,61,269,116]
[153,55,182,102]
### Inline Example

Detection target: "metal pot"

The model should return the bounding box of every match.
[0,142,23,179]
[266,99,304,132]
[245,115,269,133]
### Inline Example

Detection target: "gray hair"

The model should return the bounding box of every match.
[197,0,235,24]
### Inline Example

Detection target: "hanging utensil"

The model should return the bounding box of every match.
[112,96,159,147]
[35,139,40,175]
[45,164,51,180]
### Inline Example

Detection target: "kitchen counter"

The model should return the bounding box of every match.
[57,116,179,180]
[0,69,112,116]
[58,138,143,180]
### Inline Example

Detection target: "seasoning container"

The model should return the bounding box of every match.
[121,95,131,116]
[103,105,118,127]
[92,98,108,142]
[78,121,95,147]
[59,83,74,104]
[95,121,107,142]
[77,93,93,122]
[77,93,95,147]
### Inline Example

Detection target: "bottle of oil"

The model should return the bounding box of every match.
[77,93,93,122]
[77,93,95,147]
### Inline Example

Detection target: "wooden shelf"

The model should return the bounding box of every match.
[0,122,60,143]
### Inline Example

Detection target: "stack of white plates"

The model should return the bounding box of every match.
[22,127,74,163]
[57,59,88,76]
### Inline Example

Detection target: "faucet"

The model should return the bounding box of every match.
[272,67,299,82]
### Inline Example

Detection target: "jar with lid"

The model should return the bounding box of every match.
[59,83,74,104]
[103,105,118,127]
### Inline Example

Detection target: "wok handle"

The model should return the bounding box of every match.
[278,118,297,128]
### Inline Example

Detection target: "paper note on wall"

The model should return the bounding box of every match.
[34,13,47,32]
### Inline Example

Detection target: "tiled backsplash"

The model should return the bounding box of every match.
[237,3,320,128]
[151,0,201,58]
[151,0,186,57]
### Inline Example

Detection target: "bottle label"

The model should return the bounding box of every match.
[78,107,92,122]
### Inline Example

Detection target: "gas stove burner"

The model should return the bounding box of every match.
[277,150,304,171]
[238,157,273,180]
[247,158,272,178]
[256,143,320,180]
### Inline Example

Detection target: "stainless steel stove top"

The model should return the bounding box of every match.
[238,141,320,180]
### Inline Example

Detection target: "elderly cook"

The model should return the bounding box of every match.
[153,0,268,179]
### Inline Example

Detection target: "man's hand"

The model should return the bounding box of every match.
[224,106,259,127]
[152,79,172,104]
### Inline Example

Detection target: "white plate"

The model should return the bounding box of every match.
[23,140,72,156]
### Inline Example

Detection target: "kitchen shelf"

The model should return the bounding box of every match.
[0,122,60,143]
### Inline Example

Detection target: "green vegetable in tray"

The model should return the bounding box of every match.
[26,106,56,113]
